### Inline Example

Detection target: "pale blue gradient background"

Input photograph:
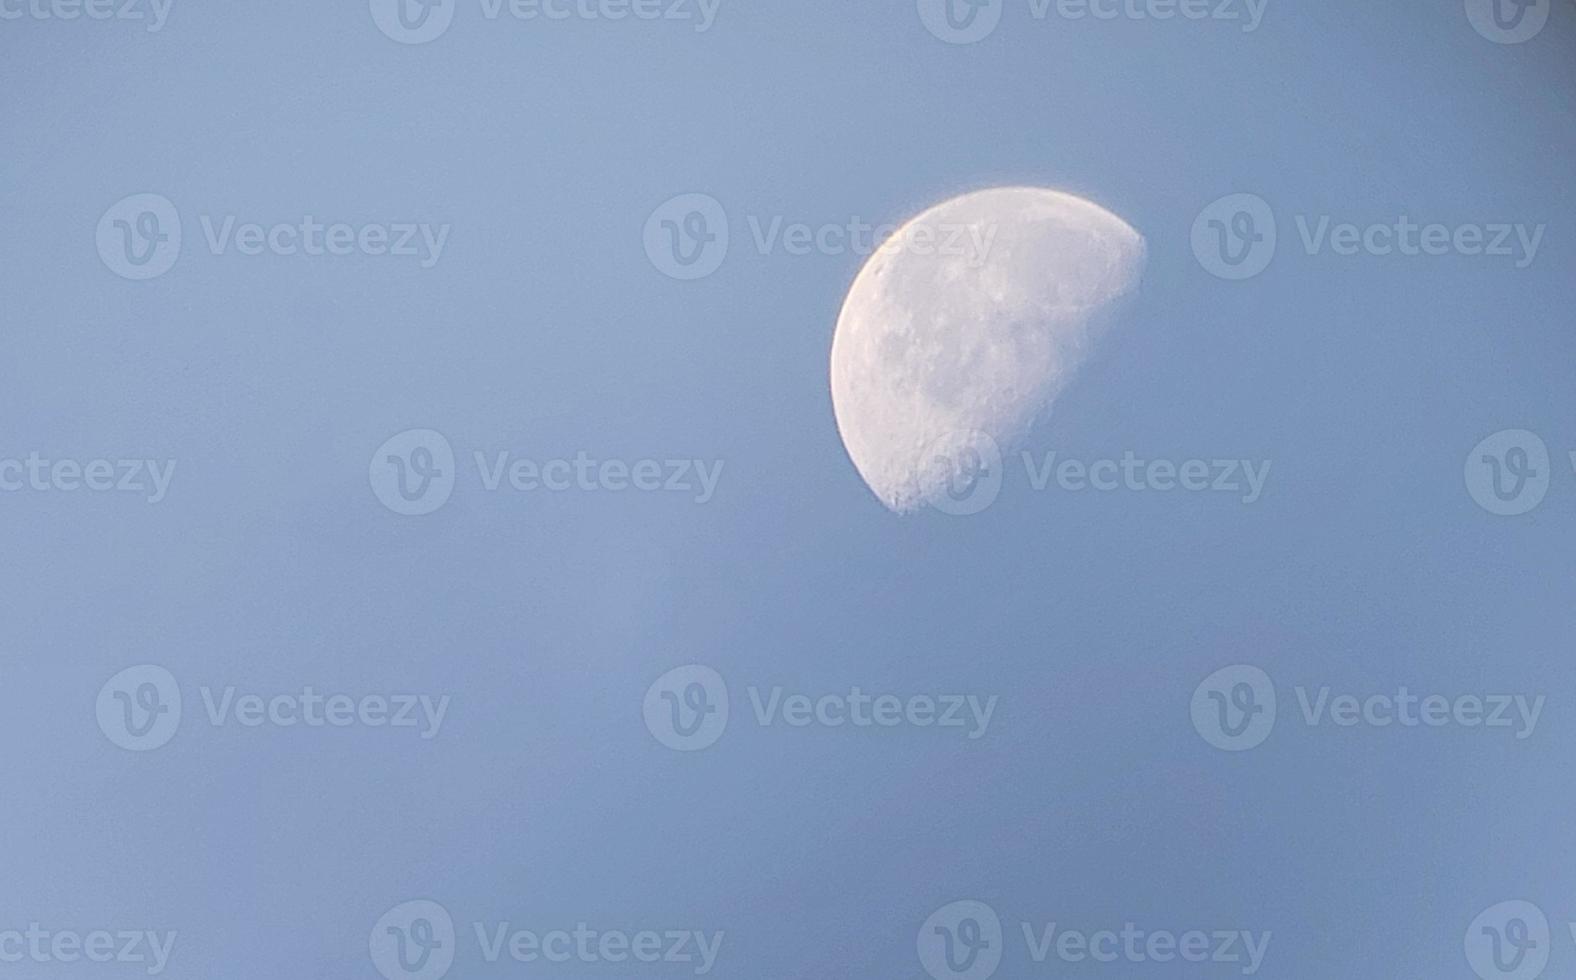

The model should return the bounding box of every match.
[1,1,1574,977]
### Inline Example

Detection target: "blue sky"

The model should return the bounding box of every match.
[1,1,1574,978]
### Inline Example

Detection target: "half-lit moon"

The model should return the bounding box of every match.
[831,187,1146,513]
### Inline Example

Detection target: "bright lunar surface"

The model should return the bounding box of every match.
[830,187,1147,514]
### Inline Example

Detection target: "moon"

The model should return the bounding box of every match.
[830,187,1146,514]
